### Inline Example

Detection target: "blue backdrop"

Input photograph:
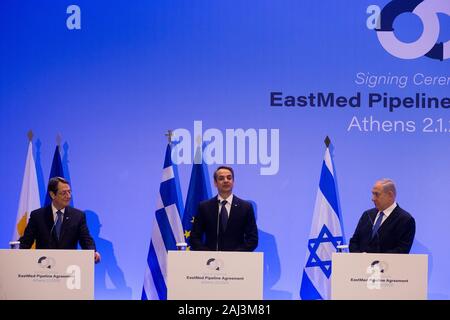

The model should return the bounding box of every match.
[1,0,449,299]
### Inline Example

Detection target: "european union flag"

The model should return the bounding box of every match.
[44,145,69,206]
[183,145,212,249]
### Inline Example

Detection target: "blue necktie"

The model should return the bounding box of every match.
[220,200,228,231]
[372,212,384,239]
[55,210,63,240]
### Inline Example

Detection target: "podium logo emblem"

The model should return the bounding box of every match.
[206,258,224,271]
[37,256,56,269]
[366,260,389,290]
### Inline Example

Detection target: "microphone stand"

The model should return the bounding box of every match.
[216,201,220,251]
[369,212,381,253]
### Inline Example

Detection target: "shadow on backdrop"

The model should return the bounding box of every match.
[61,142,73,196]
[60,141,74,206]
[411,239,446,299]
[85,210,132,300]
[34,139,46,206]
[328,141,347,243]
[250,200,292,300]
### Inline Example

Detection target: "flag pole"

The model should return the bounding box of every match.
[165,129,187,250]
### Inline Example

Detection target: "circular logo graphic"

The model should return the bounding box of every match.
[376,0,449,60]
[370,260,389,273]
[206,258,224,271]
[37,256,55,269]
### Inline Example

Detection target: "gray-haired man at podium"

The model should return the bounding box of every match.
[349,178,415,254]
[19,177,101,263]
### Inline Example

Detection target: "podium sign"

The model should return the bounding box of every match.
[0,249,94,300]
[331,253,428,300]
[167,251,263,300]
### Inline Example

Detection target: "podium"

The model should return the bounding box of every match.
[0,249,94,300]
[331,252,428,300]
[167,251,263,300]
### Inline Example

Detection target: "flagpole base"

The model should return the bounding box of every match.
[176,242,188,251]
[9,241,20,249]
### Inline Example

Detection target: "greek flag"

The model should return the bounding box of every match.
[142,143,185,300]
[300,139,344,300]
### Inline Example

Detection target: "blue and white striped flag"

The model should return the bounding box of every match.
[300,139,345,300]
[142,143,185,300]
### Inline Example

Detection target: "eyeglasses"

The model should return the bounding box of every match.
[57,190,72,196]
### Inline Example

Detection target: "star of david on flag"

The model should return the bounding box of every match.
[300,137,345,300]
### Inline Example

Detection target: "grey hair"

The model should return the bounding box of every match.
[48,176,69,194]
[378,178,396,197]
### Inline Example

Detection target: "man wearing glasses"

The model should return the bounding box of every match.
[19,177,101,263]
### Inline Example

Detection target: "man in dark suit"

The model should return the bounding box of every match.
[19,177,101,263]
[349,178,415,254]
[190,166,258,251]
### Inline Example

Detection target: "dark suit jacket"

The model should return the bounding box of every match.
[19,206,96,250]
[190,195,258,251]
[349,204,415,254]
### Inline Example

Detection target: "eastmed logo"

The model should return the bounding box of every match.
[367,0,449,60]
[366,260,389,290]
[206,258,224,271]
[37,256,56,269]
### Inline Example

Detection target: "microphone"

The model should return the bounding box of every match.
[367,211,374,227]
[216,200,220,251]
[50,211,65,244]
[49,218,57,247]
[368,211,381,253]
[50,220,57,238]
[50,218,57,237]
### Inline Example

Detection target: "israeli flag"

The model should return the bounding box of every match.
[300,140,345,300]
[142,143,185,300]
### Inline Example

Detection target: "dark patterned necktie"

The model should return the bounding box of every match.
[55,210,63,240]
[220,200,228,231]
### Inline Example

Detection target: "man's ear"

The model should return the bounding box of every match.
[49,191,56,200]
